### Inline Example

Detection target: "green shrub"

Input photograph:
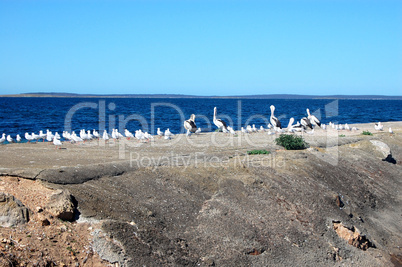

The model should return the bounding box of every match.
[275,134,308,150]
[247,149,271,155]
[362,131,373,136]
[339,134,345,137]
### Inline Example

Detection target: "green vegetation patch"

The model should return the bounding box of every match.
[247,149,271,155]
[362,131,373,136]
[339,134,345,137]
[275,134,308,150]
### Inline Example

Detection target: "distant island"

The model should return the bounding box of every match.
[1,92,401,100]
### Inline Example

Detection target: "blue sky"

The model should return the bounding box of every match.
[0,0,401,96]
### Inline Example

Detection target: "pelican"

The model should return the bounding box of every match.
[16,134,21,142]
[374,122,383,131]
[213,107,228,131]
[301,117,313,129]
[287,118,295,131]
[184,114,197,134]
[306,108,321,127]
[0,133,5,144]
[269,105,281,131]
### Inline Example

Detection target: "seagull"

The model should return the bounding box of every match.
[53,136,62,148]
[16,134,21,142]
[6,135,14,143]
[157,128,164,137]
[306,108,321,127]
[125,129,134,140]
[102,130,109,141]
[93,130,100,139]
[345,124,351,131]
[246,125,253,133]
[213,107,228,132]
[389,127,393,134]
[165,128,174,137]
[269,105,281,131]
[259,126,265,132]
[39,130,46,142]
[195,128,201,134]
[241,127,248,134]
[184,114,197,134]
[0,133,5,144]
[25,132,34,143]
[227,126,236,135]
[374,122,383,131]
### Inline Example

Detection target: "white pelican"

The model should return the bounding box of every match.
[269,105,281,131]
[184,114,197,134]
[16,134,21,142]
[213,107,228,131]
[301,117,313,129]
[287,118,295,131]
[53,136,62,148]
[0,133,5,144]
[374,122,383,131]
[306,108,321,127]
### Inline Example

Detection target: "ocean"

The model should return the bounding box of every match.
[0,97,401,138]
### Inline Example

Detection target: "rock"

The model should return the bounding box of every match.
[45,190,75,221]
[0,192,30,227]
[333,222,375,250]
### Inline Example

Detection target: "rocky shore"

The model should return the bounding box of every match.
[0,122,401,266]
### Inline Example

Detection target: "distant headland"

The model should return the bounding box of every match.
[1,92,401,100]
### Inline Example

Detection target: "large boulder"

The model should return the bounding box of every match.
[45,189,75,221]
[0,193,30,227]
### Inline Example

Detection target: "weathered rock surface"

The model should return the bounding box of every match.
[44,189,75,221]
[0,122,401,266]
[0,192,30,227]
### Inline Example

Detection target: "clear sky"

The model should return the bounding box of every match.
[0,0,401,96]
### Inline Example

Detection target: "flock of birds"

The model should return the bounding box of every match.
[0,105,394,148]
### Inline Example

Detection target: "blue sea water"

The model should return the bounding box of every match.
[0,97,401,139]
